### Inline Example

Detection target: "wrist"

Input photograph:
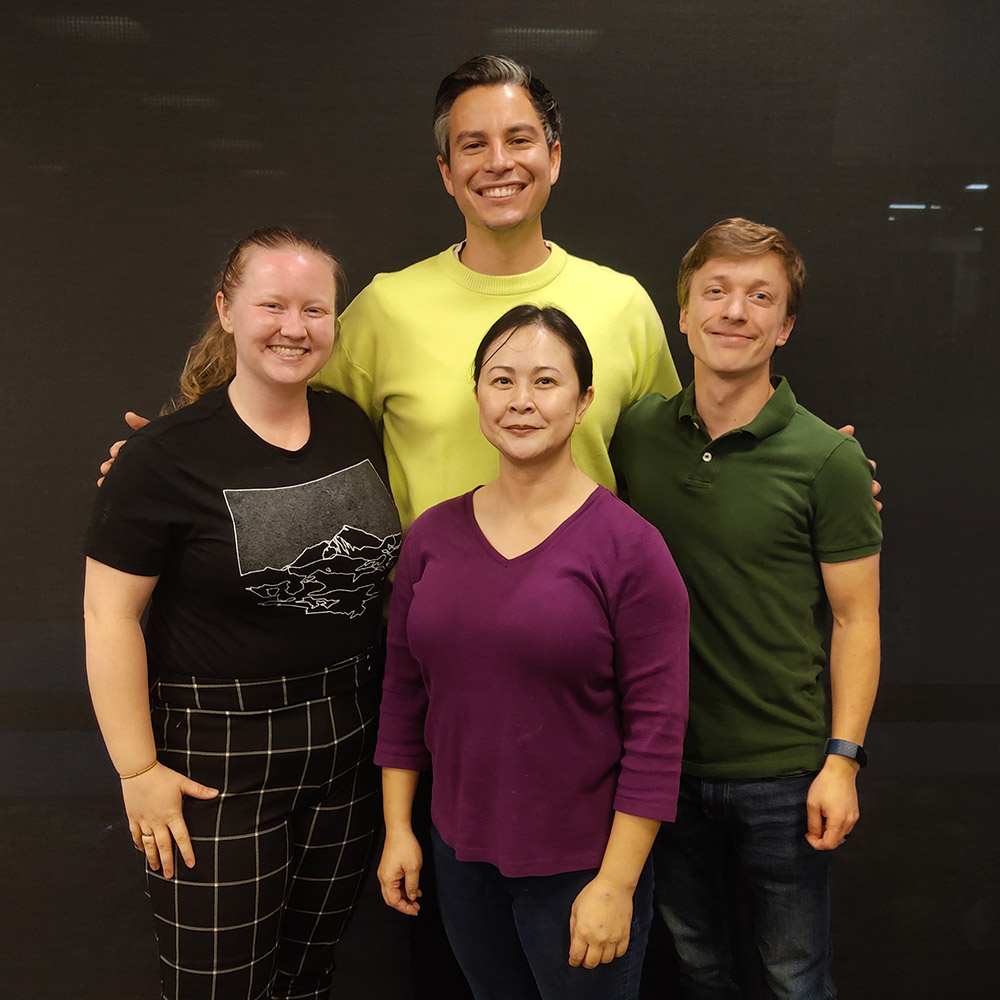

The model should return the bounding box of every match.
[825,737,867,769]
[593,868,639,894]
[118,759,158,780]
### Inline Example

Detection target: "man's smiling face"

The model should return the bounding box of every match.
[437,83,561,237]
[680,253,796,380]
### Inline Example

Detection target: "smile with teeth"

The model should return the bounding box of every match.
[480,185,523,199]
[269,345,308,356]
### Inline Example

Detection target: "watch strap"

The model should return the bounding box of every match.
[825,738,868,768]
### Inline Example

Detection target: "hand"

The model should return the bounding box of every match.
[805,755,860,851]
[122,762,219,878]
[568,874,633,969]
[377,829,423,916]
[837,425,882,512]
[98,412,151,486]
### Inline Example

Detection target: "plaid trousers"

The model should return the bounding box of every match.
[147,652,380,1000]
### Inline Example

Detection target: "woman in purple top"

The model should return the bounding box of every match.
[375,304,689,1000]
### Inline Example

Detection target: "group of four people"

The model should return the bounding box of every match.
[85,54,880,1000]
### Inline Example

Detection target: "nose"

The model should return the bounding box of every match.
[722,293,746,322]
[484,139,514,173]
[508,386,535,411]
[281,312,308,338]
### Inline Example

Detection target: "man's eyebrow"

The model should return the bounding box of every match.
[453,122,543,144]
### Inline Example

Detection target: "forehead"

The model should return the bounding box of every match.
[240,248,333,286]
[449,83,542,136]
[692,253,790,295]
[485,325,571,366]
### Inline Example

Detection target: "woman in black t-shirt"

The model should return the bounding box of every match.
[84,228,400,1000]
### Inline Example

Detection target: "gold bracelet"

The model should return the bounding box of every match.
[119,760,158,780]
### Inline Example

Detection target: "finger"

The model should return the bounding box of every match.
[141,831,161,871]
[615,929,630,959]
[568,928,587,968]
[110,439,125,460]
[385,883,420,915]
[583,944,603,970]
[404,866,421,903]
[125,412,151,430]
[181,778,220,800]
[379,874,401,908]
[806,798,823,841]
[154,829,175,879]
[601,942,618,965]
[837,424,855,437]
[129,820,143,850]
[168,819,197,869]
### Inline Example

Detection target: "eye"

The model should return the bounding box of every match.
[492,376,512,386]
[536,377,555,386]
[751,292,773,303]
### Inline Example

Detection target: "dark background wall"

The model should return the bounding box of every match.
[1,2,997,996]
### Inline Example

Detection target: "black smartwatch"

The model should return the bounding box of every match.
[825,738,868,768]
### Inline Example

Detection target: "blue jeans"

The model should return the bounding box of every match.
[653,773,835,1000]
[431,826,654,1000]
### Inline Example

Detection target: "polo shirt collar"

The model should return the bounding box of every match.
[679,376,797,441]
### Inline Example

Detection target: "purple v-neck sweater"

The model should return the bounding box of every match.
[375,487,689,877]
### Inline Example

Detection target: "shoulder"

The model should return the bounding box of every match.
[617,391,680,438]
[557,247,654,301]
[407,492,469,536]
[307,386,373,427]
[346,250,453,306]
[119,388,228,464]
[783,402,870,471]
[586,488,669,549]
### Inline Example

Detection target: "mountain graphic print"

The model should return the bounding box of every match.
[224,460,401,618]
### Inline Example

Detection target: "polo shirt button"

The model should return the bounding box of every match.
[693,421,700,430]
[702,452,712,462]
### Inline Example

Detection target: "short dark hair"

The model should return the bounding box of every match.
[473,304,592,397]
[433,55,562,162]
[677,217,806,316]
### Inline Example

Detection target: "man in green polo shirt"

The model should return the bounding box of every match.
[611,217,881,999]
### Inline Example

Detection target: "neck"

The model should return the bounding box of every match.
[489,447,592,511]
[227,374,311,449]
[459,220,550,275]
[692,363,775,440]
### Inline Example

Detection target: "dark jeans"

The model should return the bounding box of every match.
[653,773,835,1000]
[431,825,654,1000]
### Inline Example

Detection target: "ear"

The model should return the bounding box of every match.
[216,291,233,333]
[679,308,689,337]
[575,384,595,424]
[776,314,795,347]
[437,154,455,198]
[548,140,562,186]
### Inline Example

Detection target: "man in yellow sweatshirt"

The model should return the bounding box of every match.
[311,55,680,529]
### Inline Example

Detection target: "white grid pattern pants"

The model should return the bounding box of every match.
[146,653,380,1000]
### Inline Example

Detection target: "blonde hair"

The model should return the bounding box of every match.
[163,227,347,413]
[677,218,806,316]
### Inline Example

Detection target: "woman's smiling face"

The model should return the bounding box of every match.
[476,324,593,468]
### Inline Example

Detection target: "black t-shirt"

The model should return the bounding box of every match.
[85,386,401,679]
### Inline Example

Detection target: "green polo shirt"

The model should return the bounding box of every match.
[611,377,882,779]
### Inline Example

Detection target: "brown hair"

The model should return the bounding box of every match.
[163,227,347,413]
[677,218,806,316]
